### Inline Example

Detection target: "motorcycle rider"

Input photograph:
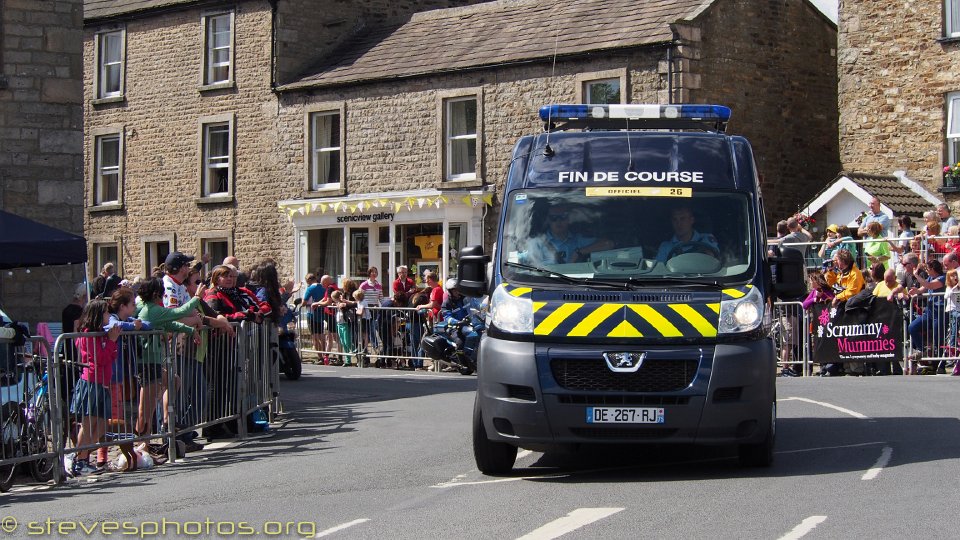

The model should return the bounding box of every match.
[440,279,480,321]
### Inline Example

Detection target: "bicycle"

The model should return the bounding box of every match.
[0,354,60,492]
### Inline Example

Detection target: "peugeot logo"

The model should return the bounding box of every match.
[603,352,647,373]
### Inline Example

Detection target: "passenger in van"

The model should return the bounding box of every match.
[524,203,613,264]
[655,205,719,262]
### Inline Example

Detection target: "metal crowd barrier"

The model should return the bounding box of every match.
[0,336,57,491]
[903,290,957,374]
[780,234,960,272]
[0,320,278,490]
[772,301,810,376]
[297,305,437,371]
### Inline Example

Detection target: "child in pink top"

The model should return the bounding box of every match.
[66,299,122,477]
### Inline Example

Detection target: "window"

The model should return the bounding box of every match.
[96,30,124,100]
[309,111,342,189]
[203,13,233,86]
[948,92,960,169]
[202,238,229,273]
[584,78,621,105]
[948,0,960,37]
[202,121,231,196]
[95,243,119,277]
[144,241,171,275]
[445,97,477,180]
[94,134,121,205]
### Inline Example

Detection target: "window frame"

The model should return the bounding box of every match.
[439,90,483,184]
[142,234,175,277]
[89,127,124,209]
[947,92,960,168]
[197,230,233,274]
[93,28,126,102]
[947,0,960,38]
[94,242,120,279]
[304,103,346,193]
[200,11,235,89]
[575,68,629,105]
[198,113,234,201]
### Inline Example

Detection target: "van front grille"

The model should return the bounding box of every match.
[550,358,698,392]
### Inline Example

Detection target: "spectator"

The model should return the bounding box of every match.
[888,215,915,270]
[945,225,960,254]
[907,260,946,371]
[302,274,324,359]
[408,292,431,370]
[424,272,444,320]
[223,256,249,288]
[359,267,384,352]
[62,282,87,335]
[836,225,860,262]
[781,217,813,261]
[858,196,890,238]
[863,221,891,267]
[248,261,285,322]
[136,277,200,439]
[818,224,844,261]
[826,249,865,307]
[944,269,960,375]
[938,202,958,231]
[311,275,340,365]
[353,288,372,360]
[64,299,122,477]
[392,265,417,301]
[890,252,921,301]
[92,262,121,299]
[873,268,899,299]
[162,252,202,324]
[330,290,353,366]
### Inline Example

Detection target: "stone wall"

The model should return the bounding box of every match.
[83,2,289,278]
[691,0,841,222]
[838,0,957,202]
[0,0,84,328]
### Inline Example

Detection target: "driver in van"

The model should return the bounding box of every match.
[524,202,613,264]
[655,205,719,262]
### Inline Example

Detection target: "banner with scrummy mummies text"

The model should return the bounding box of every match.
[811,300,903,364]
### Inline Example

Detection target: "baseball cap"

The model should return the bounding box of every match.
[164,251,195,270]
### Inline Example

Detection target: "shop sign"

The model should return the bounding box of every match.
[336,212,395,223]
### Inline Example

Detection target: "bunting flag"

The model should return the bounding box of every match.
[279,192,494,221]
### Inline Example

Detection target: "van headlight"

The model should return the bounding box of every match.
[718,286,764,335]
[490,284,534,334]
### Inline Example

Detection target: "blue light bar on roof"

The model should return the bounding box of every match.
[538,104,732,123]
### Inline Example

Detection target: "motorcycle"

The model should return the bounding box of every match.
[277,298,302,380]
[421,307,485,375]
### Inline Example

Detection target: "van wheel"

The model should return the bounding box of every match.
[473,398,516,475]
[738,400,775,467]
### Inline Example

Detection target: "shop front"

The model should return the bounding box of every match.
[279,189,491,289]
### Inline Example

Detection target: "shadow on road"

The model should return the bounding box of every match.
[507,416,960,482]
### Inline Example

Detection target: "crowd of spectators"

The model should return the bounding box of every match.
[775,198,960,377]
[59,252,295,477]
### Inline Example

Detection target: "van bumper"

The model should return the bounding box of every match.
[477,335,774,447]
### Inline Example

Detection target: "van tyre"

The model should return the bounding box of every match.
[473,398,516,475]
[738,400,775,467]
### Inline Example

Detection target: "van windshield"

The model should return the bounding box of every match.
[501,188,755,286]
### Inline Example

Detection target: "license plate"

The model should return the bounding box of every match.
[586,407,664,424]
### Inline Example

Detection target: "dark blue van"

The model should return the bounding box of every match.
[456,104,805,474]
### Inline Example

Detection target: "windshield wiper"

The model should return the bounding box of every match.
[505,262,629,290]
[628,277,722,288]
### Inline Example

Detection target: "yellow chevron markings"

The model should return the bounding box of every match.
[534,303,583,335]
[722,288,745,299]
[628,304,683,337]
[568,304,623,337]
[669,304,717,337]
[608,320,643,338]
[532,301,547,313]
[509,287,532,297]
[707,303,721,313]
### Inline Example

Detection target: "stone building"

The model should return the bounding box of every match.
[838,0,960,204]
[84,0,839,287]
[0,0,84,327]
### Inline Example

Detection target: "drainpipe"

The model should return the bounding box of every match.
[666,43,674,105]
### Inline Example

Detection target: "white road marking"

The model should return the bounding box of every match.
[779,397,868,419]
[861,446,893,480]
[314,518,370,538]
[432,473,569,488]
[515,508,624,540]
[776,441,886,455]
[517,449,533,460]
[778,516,828,540]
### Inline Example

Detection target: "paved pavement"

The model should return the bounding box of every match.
[3,365,960,539]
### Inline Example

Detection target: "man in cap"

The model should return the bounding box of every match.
[163,252,201,326]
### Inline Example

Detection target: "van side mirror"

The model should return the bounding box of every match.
[455,245,489,297]
[770,248,806,300]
